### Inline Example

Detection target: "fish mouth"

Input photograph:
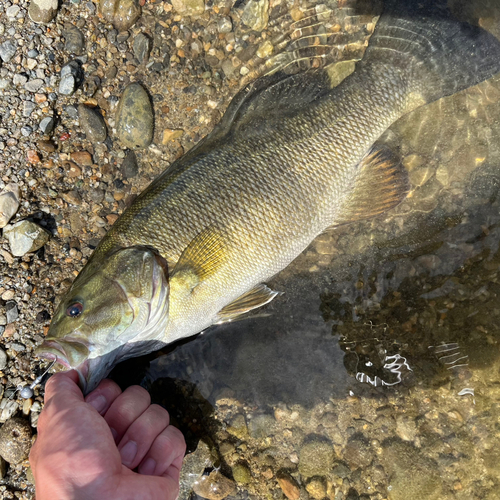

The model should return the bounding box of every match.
[35,339,91,392]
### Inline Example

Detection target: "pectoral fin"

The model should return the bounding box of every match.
[172,227,226,292]
[216,284,280,323]
[335,146,410,225]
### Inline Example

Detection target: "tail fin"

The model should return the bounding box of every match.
[362,0,500,106]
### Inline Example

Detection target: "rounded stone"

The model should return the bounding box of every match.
[0,418,32,464]
[121,150,139,178]
[0,183,20,229]
[192,470,236,500]
[3,220,51,257]
[78,104,107,143]
[232,462,251,484]
[133,33,152,64]
[100,0,141,32]
[171,0,205,17]
[116,83,154,150]
[28,0,58,24]
[63,24,85,55]
[299,437,334,479]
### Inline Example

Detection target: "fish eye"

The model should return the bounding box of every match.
[66,302,84,318]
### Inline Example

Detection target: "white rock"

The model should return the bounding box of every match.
[3,220,50,257]
[0,183,20,228]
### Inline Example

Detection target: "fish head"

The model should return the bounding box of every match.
[35,246,170,394]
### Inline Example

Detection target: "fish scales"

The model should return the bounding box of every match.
[36,0,500,393]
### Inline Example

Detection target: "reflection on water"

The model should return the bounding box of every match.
[111,1,500,498]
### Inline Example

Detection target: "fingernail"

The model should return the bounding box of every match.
[140,457,157,476]
[120,440,138,466]
[86,394,107,414]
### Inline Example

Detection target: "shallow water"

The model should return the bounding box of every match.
[109,2,500,499]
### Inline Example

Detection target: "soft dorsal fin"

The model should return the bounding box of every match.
[335,146,410,225]
[172,226,226,288]
[216,284,280,323]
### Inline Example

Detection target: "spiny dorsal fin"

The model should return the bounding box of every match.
[172,226,226,287]
[216,284,280,323]
[336,146,410,225]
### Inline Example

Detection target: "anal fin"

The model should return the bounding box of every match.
[216,284,280,323]
[336,146,410,225]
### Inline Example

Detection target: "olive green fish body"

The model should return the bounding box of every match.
[37,0,500,393]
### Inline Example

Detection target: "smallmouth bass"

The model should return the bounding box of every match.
[36,0,500,393]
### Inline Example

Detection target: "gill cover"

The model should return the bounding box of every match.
[36,246,170,389]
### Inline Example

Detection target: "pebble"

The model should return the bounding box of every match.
[0,349,7,371]
[23,101,36,117]
[0,183,20,228]
[299,437,334,479]
[306,477,327,499]
[133,33,152,64]
[0,40,18,63]
[70,150,93,166]
[3,220,51,257]
[24,79,45,93]
[5,303,18,324]
[192,470,236,500]
[13,74,28,87]
[116,83,154,149]
[28,0,59,23]
[63,24,85,55]
[78,104,107,143]
[100,0,142,31]
[277,473,300,500]
[171,0,205,17]
[61,191,82,205]
[59,61,83,96]
[6,5,21,18]
[0,418,32,464]
[121,150,139,178]
[241,0,269,31]
[39,116,55,135]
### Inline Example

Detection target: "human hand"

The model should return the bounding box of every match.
[30,370,186,500]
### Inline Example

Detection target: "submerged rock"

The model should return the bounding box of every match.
[28,0,58,24]
[299,437,334,479]
[380,439,443,500]
[0,418,32,464]
[277,472,300,500]
[171,0,205,17]
[192,470,235,500]
[241,0,269,32]
[178,440,216,500]
[100,0,141,31]
[116,83,153,149]
[78,104,107,143]
[3,220,51,257]
[0,184,20,228]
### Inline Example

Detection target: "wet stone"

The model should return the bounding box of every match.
[232,462,251,484]
[133,33,152,64]
[227,414,248,439]
[306,477,327,499]
[71,151,93,166]
[172,0,205,16]
[28,0,58,24]
[299,437,334,479]
[121,150,139,178]
[192,470,236,500]
[248,413,275,439]
[0,40,17,63]
[277,473,300,500]
[78,104,107,143]
[380,439,443,500]
[0,418,32,464]
[116,83,154,150]
[241,0,269,32]
[100,0,141,32]
[0,183,20,228]
[344,436,373,469]
[63,25,85,55]
[3,220,51,257]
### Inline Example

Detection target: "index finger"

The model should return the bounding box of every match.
[39,371,84,425]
